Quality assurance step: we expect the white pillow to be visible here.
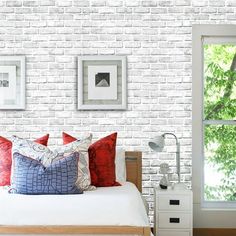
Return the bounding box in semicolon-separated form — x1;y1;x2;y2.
52;134;95;191
115;148;126;183
11;136;54;166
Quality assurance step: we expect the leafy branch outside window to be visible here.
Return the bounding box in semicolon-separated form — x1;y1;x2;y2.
204;45;236;201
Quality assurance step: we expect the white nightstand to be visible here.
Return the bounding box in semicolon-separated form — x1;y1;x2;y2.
154;187;193;236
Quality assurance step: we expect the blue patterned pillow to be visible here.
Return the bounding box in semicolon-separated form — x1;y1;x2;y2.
11;152;83;195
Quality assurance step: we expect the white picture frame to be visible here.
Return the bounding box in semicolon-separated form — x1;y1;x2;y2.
0;56;25;110
78;56;126;110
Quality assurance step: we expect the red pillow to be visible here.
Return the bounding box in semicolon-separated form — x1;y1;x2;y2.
0;134;49;186
34;134;49;146
62;132;120;187
62;132;77;145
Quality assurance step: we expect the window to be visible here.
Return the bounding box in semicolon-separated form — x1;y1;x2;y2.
203;43;236;203
193;25;236;227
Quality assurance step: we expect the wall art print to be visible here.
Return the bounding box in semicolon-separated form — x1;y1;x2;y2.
78;56;126;110
0;56;25;110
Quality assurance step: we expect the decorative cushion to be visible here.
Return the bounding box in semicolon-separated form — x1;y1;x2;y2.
11;136;53;167
32;134;49;146
89;133;120;187
63;132;77;145
0;134;49;186
62;132;121;187
11;152;82;195
54;134;95;191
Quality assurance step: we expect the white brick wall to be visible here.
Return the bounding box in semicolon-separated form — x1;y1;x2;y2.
0;0;236;224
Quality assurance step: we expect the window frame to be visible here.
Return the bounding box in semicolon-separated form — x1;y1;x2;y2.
192;25;236;227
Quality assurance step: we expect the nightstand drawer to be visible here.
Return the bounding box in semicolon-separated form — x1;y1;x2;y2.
158;212;191;229
158;195;191;211
158;230;190;236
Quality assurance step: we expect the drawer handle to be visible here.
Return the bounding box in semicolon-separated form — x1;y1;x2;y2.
169;200;180;205
169;218;180;223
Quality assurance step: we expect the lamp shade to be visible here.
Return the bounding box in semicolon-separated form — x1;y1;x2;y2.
148;135;165;152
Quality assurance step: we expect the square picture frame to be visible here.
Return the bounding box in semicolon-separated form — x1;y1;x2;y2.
0;56;25;110
78;56;126;110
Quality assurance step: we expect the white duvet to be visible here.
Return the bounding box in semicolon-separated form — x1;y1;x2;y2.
0;182;149;227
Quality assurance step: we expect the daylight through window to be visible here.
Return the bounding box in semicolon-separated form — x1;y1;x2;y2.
203;43;236;202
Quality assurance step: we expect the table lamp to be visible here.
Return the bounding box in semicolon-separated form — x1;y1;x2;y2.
148;133;186;190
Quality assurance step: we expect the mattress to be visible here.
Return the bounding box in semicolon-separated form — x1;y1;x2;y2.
0;182;149;227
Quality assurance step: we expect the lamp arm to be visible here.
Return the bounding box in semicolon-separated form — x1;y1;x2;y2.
162;133;181;183
162;133;178;143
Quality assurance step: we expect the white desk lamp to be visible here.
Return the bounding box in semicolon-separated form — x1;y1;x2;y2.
148;133;186;190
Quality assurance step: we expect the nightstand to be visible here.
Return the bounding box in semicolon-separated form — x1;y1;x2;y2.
154;187;193;236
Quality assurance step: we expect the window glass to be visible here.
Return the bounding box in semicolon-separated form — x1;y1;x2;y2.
204;124;236;201
204;44;236;120
203;44;236;202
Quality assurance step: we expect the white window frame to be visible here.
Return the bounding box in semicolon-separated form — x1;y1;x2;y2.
192;25;236;228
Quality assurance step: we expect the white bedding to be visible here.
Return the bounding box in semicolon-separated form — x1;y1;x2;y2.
0;182;149;227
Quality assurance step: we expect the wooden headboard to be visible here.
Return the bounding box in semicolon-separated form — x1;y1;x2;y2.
125;151;142;192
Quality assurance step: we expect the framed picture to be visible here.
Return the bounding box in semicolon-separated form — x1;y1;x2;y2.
78;56;126;110
0;56;25;110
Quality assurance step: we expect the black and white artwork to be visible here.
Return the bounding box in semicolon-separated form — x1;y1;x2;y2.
95;73;110;87
0;56;25;110
0;73;9;87
88;65;117;100
78;56;126;110
0;66;16;105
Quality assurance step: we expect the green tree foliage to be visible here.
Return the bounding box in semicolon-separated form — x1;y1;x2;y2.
204;44;236;201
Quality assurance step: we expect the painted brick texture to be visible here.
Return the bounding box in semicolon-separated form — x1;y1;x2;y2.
0;0;236;224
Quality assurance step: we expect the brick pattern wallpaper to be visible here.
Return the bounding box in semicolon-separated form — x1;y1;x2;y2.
0;0;236;224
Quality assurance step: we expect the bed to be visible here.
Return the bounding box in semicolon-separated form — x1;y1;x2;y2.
0;151;151;236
